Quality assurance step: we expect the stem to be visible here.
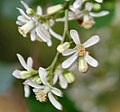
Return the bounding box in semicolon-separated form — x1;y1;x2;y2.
47;2;69;73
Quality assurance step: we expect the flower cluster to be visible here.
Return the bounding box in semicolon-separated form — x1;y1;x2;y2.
13;0;109;110
57;0;109;29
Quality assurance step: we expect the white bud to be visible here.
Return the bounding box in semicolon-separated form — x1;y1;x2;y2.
57;42;70;53
78;57;88;73
47;4;63;15
64;72;75;83
18;20;36;37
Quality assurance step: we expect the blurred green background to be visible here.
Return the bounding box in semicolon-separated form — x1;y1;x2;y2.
0;0;120;112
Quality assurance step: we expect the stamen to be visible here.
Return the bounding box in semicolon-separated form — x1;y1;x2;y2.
35;90;47;102
77;45;87;56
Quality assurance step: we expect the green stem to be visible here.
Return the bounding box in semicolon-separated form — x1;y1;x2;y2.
47;2;69;73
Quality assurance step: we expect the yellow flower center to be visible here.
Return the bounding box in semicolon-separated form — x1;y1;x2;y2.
35;91;47;102
77;45;87;56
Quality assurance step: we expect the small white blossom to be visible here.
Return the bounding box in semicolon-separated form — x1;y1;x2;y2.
24;67;63;110
57;0;109;29
61;30;100;72
12;53;37;79
17;1;62;46
12;53;37;97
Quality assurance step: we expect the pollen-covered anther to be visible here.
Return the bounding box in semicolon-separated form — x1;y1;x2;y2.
35;91;47;102
77;46;87;56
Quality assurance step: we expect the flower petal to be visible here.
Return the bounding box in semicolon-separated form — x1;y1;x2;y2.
17;8;30;20
12;69;21;79
16;20;24;25
39;67;47;85
17;53;29;70
21;0;29;9
85;2;93;11
83;35;100;48
84;54;98;67
51;87;63;97
49;19;54;26
36;24;52;46
30;29;36;41
23;79;44;89
53;74;59;85
73;0;84;9
95;0;103;3
36;6;42;15
62;49;76;56
24;84;30;97
49;28;63;41
70;30;81;45
48;92;63;110
62;53;78;69
27;57;33;68
90;11;109;17
59;75;68;89
17;15;29;23
56;17;65;22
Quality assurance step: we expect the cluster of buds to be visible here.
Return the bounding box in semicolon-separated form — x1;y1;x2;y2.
13;0;109;110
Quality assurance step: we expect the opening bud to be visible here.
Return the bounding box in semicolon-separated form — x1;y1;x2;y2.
47;4;63;15
18;20;36;37
78;57;88;73
57;42;70;53
64;72;75;83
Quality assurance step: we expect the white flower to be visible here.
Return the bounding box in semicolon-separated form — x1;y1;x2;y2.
53;65;68;89
12;53;37;79
17;1;62;46
57;0;109;29
24;67;63;110
61;30;100;72
12;53;37;97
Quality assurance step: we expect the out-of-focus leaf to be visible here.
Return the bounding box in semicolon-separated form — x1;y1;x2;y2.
0;62;15;93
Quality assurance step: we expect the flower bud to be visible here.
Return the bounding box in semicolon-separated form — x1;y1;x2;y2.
18;20;36;37
26;8;35;15
93;3;101;10
57;42;70;53
78;57;88;72
32;76;42;84
20;71;33;79
64;72;75;83
47;4;63;15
